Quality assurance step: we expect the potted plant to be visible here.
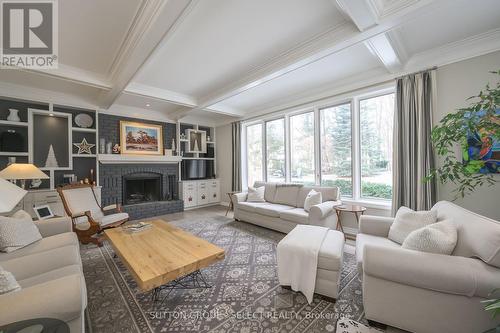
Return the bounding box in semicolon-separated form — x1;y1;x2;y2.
426;70;500;198
482;289;500;333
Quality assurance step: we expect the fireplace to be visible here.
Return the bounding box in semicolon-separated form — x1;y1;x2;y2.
123;172;162;205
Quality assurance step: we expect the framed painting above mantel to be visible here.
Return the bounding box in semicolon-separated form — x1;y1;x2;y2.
120;121;163;155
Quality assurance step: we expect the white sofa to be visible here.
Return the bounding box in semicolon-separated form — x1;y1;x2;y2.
233;181;341;233
0;217;86;332
356;201;500;333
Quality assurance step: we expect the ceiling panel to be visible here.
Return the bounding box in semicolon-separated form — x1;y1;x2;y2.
394;0;500;55
115;93;183;114
59;0;142;74
212;43;383;112
0;69;102;105
133;0;346;97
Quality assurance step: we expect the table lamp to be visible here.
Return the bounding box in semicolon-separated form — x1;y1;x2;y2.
0;163;49;190
0;177;28;214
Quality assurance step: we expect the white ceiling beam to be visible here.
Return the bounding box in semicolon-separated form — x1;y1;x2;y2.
364;31;406;73
17;64;112;90
332;0;379;31
188;0;439;114
98;0;197;109
124;82;197;107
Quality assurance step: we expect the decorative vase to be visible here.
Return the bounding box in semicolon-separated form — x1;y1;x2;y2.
7;109;20;122
99;138;105;154
106;142;112;154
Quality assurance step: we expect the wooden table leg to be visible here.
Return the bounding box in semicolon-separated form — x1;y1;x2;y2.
335;211;346;240
225;193;233;216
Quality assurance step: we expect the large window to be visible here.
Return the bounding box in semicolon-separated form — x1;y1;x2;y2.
246;123;263;186
266;119;285;182
290;112;315;185
360;94;394;200
320;103;352;197
242;88;395;204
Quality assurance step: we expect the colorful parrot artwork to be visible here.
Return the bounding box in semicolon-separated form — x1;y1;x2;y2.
462;109;500;174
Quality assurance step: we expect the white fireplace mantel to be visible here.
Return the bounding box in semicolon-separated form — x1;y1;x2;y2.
97;154;182;164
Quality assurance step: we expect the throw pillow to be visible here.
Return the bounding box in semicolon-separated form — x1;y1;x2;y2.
0;265;21;295
388;206;437;244
0;210;42;253
304;189;322;212
402;220;458;255
247;186;266;202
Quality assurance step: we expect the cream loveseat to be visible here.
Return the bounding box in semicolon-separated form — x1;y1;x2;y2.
233;181;341;233
0;217;87;332
356;201;500;333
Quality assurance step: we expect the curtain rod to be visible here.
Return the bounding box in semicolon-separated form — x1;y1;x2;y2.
396;66;437;79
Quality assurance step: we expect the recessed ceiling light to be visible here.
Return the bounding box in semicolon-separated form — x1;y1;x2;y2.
146;103;151;107
49;113;54;116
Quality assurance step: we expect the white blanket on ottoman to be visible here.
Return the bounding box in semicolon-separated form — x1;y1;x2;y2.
277;225;329;303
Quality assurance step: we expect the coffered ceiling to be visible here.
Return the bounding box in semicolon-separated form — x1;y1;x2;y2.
1;0;500;126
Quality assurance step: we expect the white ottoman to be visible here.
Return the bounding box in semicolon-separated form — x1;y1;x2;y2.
278;228;345;300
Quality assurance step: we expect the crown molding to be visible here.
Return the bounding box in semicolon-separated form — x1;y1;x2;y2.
404;28;500;72
333;0;378;31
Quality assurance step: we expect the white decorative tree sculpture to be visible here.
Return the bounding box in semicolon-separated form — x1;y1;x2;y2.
44;144;59;168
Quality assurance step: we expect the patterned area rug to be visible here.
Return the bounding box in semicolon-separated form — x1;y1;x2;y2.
81;216;369;333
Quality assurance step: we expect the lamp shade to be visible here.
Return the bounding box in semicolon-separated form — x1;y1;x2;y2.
0;163;49;180
0;177;27;213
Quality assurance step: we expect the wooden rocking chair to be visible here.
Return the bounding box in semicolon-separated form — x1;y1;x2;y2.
57;183;129;246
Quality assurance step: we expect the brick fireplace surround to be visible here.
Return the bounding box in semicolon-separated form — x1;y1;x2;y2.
99;163;183;220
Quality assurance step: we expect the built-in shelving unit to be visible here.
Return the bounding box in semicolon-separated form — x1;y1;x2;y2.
0;96;98;190
176;121;217;181
0;120;29;127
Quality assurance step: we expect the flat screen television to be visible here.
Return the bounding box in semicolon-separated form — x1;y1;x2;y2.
181;159;215;180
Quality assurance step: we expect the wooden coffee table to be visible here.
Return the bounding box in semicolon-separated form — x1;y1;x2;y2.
104;219;225;304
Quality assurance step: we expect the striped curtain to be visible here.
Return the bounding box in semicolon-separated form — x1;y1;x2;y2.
392;69;437;215
231;121;242;191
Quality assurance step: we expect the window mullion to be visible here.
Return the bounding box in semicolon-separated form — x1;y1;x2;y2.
314;107;321;186
352;98;361;200
285;115;291;183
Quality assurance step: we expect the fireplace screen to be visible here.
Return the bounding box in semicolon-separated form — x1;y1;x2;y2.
123;173;161;205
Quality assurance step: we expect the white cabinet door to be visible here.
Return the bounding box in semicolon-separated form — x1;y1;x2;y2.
208;180;220;203
182;182;197;207
197;181;209;205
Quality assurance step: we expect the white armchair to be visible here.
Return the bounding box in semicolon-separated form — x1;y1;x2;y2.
356;201;500;333
57;184;129;246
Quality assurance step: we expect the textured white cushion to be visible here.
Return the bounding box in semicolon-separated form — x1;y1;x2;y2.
247;186;266;202
388;207;437;244
274;184;302;207
402;220;458;255
0;266;21;295
304;189;322;212
0;210;42;253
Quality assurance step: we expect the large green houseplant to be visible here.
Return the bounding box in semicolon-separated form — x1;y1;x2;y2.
482;289;500;333
426;70;500;198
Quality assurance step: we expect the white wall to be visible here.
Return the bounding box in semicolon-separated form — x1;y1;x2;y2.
216;123;233;205
434;51;500;220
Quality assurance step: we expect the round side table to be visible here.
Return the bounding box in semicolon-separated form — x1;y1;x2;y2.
335;204;367;239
